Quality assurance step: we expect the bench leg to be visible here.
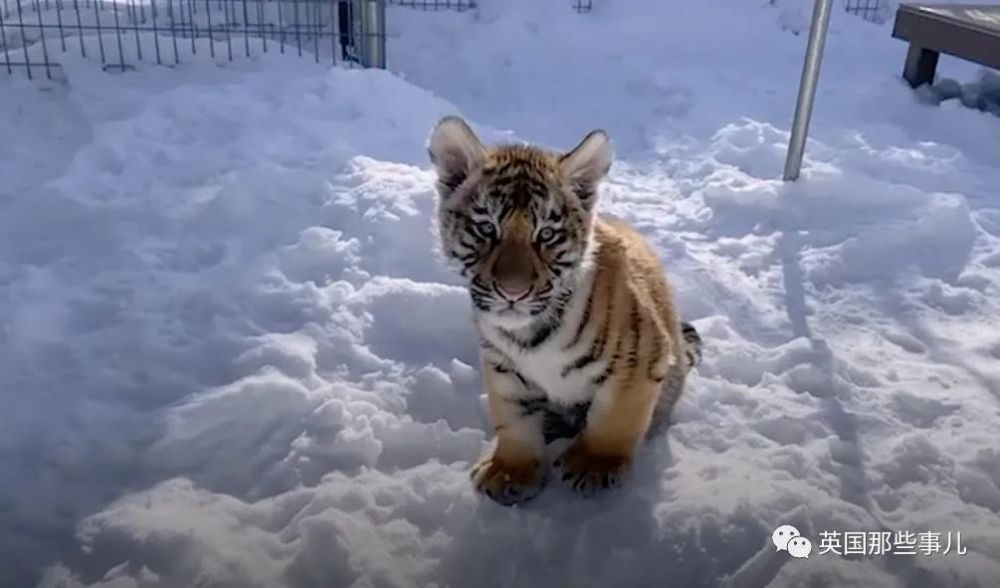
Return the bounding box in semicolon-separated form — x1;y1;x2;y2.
903;44;939;88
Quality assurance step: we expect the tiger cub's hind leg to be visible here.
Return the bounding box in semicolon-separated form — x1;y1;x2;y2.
555;378;661;496
645;321;703;439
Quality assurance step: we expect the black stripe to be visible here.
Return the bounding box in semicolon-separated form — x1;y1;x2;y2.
526;321;555;348
590;281;616;359
534;282;554;297
592;367;613;387
531;288;564;317
517;397;548;416
486;356;530;390
626;306;641;369
462;224;480;240
497;326;554;351
521;288;572;349
461;235;486;250
645;337;667;382
682;321;703;368
438;175;463;193
498;200;516;222
572;181;596;206
565;310;612;377
546;233;568;248
457;239;481;254
498;328;522;347
593;329;625;386
561;351;597;377
566;281;597;349
553;288;573;311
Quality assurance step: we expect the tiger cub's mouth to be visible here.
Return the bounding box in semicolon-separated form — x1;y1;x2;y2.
483;294;543;328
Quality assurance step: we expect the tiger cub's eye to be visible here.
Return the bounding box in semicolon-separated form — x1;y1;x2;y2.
474;221;496;239
537;227;557;242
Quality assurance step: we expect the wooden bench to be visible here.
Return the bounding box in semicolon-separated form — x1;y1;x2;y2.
891;3;1000;87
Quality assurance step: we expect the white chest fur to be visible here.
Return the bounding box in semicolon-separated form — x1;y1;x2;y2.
478;270;606;407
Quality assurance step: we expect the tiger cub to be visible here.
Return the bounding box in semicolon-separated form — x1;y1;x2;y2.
427;116;702;505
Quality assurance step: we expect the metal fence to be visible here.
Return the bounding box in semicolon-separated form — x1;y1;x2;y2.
386;0;474;10
384;0;593;12
11;0;827;79
387;0;880;21
0;0;385;77
844;0;887;22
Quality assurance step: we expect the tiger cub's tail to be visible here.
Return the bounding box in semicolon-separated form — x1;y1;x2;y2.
681;322;703;371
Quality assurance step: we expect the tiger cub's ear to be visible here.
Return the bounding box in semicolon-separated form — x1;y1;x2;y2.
427;116;486;199
560;129;612;211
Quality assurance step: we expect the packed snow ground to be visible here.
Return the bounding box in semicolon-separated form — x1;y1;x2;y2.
2;1;1000;587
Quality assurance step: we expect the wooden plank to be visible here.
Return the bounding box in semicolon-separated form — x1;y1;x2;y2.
892;3;1000;71
903;43;941;87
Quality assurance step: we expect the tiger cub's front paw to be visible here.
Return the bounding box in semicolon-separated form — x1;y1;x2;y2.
554;439;632;497
471;448;546;506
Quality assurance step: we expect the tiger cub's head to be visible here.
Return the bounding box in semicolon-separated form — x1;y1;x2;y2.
427;116;612;328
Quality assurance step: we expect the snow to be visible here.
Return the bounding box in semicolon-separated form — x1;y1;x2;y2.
2;0;1000;587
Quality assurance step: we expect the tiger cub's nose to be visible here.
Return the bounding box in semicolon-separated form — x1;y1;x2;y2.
496;281;533;301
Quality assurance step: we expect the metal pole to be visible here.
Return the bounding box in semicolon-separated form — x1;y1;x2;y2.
362;0;385;68
783;0;834;181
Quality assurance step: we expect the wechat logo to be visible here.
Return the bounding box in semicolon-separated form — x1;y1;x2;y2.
772;524;812;559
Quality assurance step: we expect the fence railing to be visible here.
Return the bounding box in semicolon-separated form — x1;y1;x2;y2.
385;0;474;10
845;0;887;22
0;0;386;77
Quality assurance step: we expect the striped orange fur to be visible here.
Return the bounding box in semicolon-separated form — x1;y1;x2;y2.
427;116;702;504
